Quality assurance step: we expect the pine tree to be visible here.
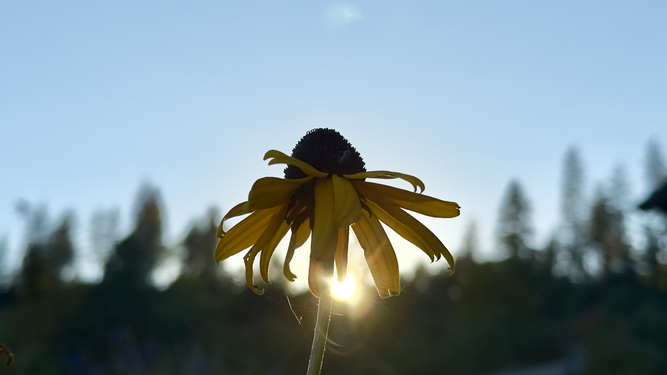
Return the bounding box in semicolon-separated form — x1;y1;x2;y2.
497;179;533;260
459;219;480;261
540;235;560;275
641;139;667;283
181;208;220;283
560;146;588;281
641;226;661;280
48;213;75;281
590;188;630;276
102;185;164;290
88;208;119;274
17;208;74;297
645;139;667;190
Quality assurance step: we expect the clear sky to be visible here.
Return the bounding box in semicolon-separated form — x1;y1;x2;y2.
2;1;666;289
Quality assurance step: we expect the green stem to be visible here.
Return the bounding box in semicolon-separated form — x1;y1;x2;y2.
306;262;334;375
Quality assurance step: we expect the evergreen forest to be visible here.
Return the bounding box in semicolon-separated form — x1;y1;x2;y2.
2;141;667;375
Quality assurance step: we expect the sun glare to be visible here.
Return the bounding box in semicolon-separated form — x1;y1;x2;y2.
332;274;356;299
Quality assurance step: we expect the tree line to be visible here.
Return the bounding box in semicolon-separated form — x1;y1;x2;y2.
1;139;667;374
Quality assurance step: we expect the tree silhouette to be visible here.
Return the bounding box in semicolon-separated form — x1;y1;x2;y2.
180;209;220;284
459;219;480;261
590;190;630;276
17;208;74;298
497;179;533;260
87;208;119;279
640;140;667;285
645;139;667;191
102;185;164;290
560;146;589;281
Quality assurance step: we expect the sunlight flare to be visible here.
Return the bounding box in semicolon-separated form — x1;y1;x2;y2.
332;274;356;299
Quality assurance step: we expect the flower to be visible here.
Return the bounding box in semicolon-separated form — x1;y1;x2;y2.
215;129;460;298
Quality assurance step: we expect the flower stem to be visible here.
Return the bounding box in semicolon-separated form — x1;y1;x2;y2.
306;261;334;375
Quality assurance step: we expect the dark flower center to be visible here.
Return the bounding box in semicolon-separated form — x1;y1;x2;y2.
285;128;366;179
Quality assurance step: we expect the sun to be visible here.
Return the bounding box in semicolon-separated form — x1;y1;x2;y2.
332;274;357;299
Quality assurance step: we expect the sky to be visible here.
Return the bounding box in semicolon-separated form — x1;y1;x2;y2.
1;1;667;290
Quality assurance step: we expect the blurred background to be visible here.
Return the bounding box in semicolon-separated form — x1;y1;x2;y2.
2;1;667;374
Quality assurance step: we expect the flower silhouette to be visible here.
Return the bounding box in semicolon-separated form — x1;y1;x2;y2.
216;129;459;297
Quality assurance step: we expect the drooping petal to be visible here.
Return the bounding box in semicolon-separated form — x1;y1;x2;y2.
246;176;312;211
244;249;262;295
334;227;349;282
264;150;328;178
364;199;436;262
352;180;460;218
244;204;289;294
308;259;334;298
217;202;251;238
332;175;362;228
284;219;311;281
259;220;290;283
311;177;338;261
215;205;282;262
351;211;401;298
308;259;323;298
344;170;425;193
376;201;455;273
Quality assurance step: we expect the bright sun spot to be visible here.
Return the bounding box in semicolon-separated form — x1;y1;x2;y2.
332;274;356;299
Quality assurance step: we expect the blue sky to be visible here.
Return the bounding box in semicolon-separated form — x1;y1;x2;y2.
2;1;666;288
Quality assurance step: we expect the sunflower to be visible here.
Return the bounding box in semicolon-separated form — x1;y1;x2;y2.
215;129;460;298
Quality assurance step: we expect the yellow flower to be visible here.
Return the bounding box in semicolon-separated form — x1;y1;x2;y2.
215;129;460;298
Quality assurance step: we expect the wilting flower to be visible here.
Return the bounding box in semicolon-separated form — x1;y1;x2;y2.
215;129;460;297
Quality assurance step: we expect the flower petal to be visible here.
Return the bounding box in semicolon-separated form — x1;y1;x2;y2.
246;176;312;211
352;181;460;218
284;219;311;281
217;202;251;238
344;170;425;193
364;199;436;262
332;175;362;228
308;260;323;298
351;211;401;298
308;259;334;298
244;204;289;294
259;220;290;284
376;201;455;273
264;150;328;178
215;205;282;262
244;249;263;295
312;177;338;261
334;227;349;282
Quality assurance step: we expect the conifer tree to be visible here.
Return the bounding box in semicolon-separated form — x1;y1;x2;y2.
645;139;667;190
102;185;164;290
560;146;588;281
181;209;219;282
497;179;533;259
88;208;119;275
540;235;560;275
590;189;630;276
642;227;661;279
641;139;667;282
49;213;75;280
17;208;74;297
459;219;480;261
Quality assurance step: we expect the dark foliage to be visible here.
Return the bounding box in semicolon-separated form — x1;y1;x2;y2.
2;142;667;374
3;233;667;374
